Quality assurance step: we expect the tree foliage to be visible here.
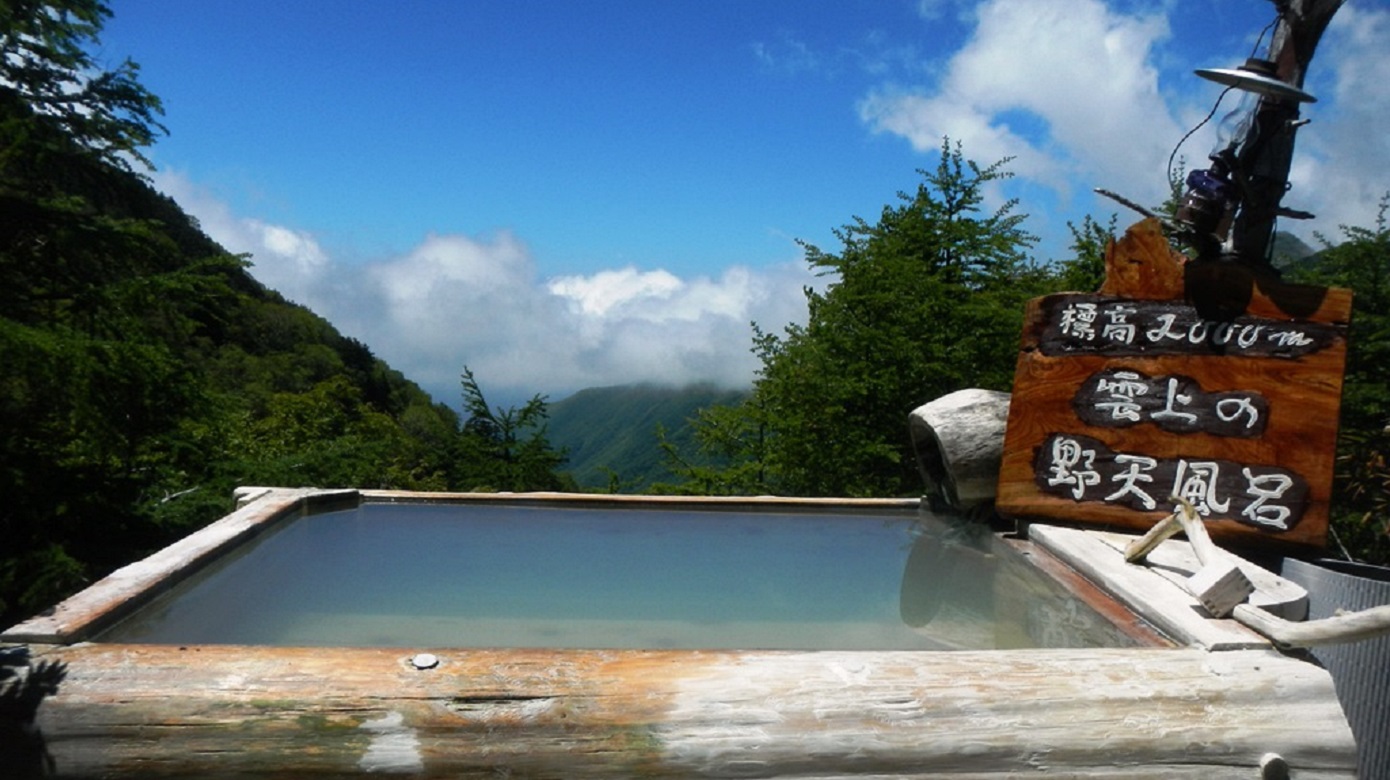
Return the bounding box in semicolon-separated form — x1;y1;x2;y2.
1289;195;1390;563
0;0;165;170
455;367;571;492
653;398;772;495
677;141;1048;497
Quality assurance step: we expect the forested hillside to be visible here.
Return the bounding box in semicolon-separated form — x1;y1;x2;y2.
548;383;747;491
0;1;569;626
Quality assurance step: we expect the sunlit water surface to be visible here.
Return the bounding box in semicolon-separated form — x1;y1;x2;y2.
97;502;1138;650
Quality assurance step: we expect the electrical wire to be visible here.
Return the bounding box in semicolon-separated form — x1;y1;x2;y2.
1165;85;1235;187
1163;6;1282;191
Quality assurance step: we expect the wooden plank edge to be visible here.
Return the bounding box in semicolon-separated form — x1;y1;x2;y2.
1086;528;1309;620
0;487;357;643
1027;524;1270;650
358;488;925;511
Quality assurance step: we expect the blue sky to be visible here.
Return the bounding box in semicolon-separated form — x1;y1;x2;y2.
100;0;1390;407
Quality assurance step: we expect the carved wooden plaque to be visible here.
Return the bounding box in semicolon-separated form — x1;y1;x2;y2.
996;218;1352;550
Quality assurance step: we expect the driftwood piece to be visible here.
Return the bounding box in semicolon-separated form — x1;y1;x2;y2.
1175;500;1257;617
1124;507;1188;562
1128;501;1255;618
14;642;1356;779
1233;602;1390;649
909;389;1010;509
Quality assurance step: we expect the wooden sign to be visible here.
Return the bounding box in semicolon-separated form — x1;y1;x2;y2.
996;218;1351;550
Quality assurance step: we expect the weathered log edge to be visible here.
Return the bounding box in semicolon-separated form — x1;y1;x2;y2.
15;643;1358;778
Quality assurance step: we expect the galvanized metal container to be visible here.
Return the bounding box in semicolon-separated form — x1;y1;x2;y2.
1281;557;1390;779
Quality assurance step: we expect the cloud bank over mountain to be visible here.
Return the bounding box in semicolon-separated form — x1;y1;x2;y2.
161;171;815;405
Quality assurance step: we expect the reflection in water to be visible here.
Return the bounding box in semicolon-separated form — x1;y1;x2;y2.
897;517;999;649
897;515;1143;650
899;520;994;627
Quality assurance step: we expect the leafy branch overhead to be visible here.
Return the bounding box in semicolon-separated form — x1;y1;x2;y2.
0;0;166;171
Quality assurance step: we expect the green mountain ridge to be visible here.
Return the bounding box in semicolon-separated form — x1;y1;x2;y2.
549;383;749;491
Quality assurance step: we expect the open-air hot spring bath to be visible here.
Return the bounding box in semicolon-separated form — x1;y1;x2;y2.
1;488;1358;778
92;497;1151;651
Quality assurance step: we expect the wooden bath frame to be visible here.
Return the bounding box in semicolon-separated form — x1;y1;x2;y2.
1;488;1359;778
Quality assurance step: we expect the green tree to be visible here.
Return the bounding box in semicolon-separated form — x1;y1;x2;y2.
0;0;165;171
1289;195;1390;563
654;398;772;495
455;367;571;492
683;141;1045;497
1053;214;1117;293
0;1;209;620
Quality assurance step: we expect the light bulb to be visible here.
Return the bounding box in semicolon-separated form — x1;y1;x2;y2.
1214;90;1260;156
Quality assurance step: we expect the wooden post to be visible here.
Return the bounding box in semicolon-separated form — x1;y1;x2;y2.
1229;0;1345;266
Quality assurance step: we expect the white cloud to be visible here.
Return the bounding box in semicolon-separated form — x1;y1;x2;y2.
915;0;950;20
752;34;824;76
548;267;684;317
155;171;815;406
1289;4;1390;239
153;171;332;298
860;0;1390;250
860;0;1178;206
148;0;1386;414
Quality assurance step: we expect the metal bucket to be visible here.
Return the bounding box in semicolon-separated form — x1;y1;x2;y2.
1280;558;1390;779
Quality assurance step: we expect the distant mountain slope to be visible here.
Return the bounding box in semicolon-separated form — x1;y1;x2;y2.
549;383;748;491
1272;230;1318;271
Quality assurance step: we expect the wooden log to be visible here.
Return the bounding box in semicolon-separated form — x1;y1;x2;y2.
1233;602;1390;649
11;643;1358;778
909;389;1011;510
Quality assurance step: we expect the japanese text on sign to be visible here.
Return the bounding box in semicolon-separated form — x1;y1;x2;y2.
1034;433;1308;530
1041;295;1339;359
1073;369;1268;437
